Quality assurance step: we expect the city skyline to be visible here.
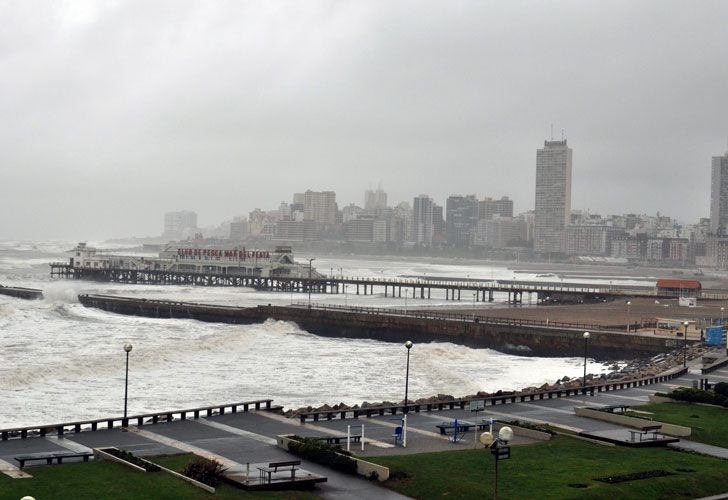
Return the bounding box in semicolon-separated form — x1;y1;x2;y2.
1;1;728;240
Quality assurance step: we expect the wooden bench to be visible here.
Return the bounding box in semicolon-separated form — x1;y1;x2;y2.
315;435;362;445
257;460;301;483
15;451;93;469
629;425;662;442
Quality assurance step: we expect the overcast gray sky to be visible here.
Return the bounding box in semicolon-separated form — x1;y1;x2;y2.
1;0;727;240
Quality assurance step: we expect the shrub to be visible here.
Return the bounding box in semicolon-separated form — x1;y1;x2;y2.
182;457;227;487
667;388;716;404
714;382;728;397
499;419;556;435
287;436;358;475
104;448;160;472
713;394;728;408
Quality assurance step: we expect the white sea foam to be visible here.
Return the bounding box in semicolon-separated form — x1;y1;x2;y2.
0;241;633;428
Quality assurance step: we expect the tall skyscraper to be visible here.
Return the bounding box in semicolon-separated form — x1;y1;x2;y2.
534;140;572;254
413;195;434;244
711;151;728;235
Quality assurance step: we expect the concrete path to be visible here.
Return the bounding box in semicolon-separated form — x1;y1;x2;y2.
0;458;31;479
669;440;728;459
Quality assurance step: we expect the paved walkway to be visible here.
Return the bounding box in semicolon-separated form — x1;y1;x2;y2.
2;359;728;497
669;440;728;459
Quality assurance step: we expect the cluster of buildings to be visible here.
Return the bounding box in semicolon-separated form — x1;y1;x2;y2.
161;141;728;268
164;191;523;250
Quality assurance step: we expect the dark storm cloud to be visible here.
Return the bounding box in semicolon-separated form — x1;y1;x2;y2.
1;0;727;239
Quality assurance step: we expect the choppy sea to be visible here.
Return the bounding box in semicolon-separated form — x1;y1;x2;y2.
0;241;654;428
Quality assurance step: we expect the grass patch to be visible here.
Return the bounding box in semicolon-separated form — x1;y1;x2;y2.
627;402;728;448
0;455;316;499
369;435;728;499
152;453;198;472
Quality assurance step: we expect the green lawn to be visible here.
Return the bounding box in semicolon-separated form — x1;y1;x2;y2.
628;402;728;448
0;455;315;500
370;435;728;499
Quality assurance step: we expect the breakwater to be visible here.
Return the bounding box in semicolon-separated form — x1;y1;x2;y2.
78;294;679;359
0;285;43;300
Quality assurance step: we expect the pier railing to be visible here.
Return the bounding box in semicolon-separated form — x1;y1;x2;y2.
0;399;277;441
292;302;656;333
297;367;689;423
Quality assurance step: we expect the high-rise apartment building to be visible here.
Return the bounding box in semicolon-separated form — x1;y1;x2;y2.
534;140;572;254
432;204;445;243
565;225;616;256
389;202;412;243
413;195;434;244
710;151;728;235
303;190;337;229
446;194;478;247
163;210;197;240
474;216;526;249
478;196;514;220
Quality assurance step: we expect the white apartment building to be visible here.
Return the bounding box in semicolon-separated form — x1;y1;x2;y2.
534;140;572;254
710;151;728;235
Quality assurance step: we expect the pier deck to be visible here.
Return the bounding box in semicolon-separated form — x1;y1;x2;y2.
51;262;718;303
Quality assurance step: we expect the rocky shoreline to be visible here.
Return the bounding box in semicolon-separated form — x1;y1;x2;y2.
284;345;721;419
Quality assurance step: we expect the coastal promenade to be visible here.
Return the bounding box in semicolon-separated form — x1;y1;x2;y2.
1;360;725;498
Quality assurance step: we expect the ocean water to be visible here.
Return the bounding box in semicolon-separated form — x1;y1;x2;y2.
0;241;652;428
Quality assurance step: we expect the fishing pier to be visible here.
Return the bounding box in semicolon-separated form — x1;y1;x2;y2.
50;263;672;304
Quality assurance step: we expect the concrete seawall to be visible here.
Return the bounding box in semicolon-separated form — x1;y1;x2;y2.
78;294;676;359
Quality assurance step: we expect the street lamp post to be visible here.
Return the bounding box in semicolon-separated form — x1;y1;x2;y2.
480;426;513;500
683;320;689;368
307;258;316;309
582;332;590;390
123;343;133;422
627;300;631;315
404;340;413;411
403;341;413;448
721;307;725;325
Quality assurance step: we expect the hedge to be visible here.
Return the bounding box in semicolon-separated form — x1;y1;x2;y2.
286;436;358;475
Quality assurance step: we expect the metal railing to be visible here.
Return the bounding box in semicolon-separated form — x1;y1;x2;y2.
0;399;276;441
298;367;689;422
